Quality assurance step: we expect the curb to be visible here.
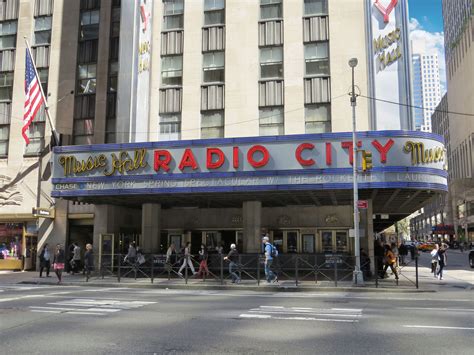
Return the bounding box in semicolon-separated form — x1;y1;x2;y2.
17;280;435;293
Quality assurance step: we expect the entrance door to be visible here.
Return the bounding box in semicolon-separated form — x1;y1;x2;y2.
302;234;315;253
320;230;349;253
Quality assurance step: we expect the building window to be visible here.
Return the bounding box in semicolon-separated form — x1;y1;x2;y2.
0;102;10;156
204;0;225;26
161;55;183;86
163;0;184;31
24;111;45;156
80;10;100;40
203;51;224;83
305;104;330;133
260;46;283;79
201;111;224;138
33;16;51;45
159;114;181;141
260;0;282;20
77;64;96;94
304;0;328;15
304;41;329;76
259;107;284;136
0;71;13;101
0;20;17;49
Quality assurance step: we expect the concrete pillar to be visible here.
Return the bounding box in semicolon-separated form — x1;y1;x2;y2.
243;201;261;253
141;203;161;253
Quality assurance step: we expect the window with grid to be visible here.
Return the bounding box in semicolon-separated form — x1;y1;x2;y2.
0;101;10;156
76;63;96;94
163;0;184;31
201;111;224;138
304;41;329;76
80;9;100;41
304;0;328;16
203;51;224;83
305;104;330;133
24;69;48;155
204;0;225;26
0;20;17;50
259;107;284;136
73;95;95;145
260;0;282;20
161;55;182;86
260;46;283;79
159;114;181;141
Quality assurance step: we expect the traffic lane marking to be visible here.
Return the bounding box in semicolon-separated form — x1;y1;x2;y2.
239;314;358;323
248;310;362;317
403;325;474;331
398;307;474;312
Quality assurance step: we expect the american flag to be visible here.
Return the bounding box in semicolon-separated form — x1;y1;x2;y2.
22;48;45;145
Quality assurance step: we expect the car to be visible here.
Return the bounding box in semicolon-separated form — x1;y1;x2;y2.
469;249;474;268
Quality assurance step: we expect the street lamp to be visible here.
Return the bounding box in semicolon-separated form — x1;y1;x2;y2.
349;58;364;285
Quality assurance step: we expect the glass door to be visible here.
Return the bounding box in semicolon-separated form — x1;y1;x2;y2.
320;230;349;253
286;231;298;253
302;234;315;253
335;231;348;253
321;231;333;253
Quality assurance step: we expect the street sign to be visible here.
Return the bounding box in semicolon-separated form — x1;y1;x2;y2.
357;200;368;209
32;207;55;219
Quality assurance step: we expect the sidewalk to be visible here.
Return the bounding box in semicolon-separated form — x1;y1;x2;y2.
1;253;471;293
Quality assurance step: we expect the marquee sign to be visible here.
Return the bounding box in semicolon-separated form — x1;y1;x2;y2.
51;131;448;198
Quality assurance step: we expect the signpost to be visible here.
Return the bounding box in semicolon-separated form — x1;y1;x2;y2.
357;200;368;209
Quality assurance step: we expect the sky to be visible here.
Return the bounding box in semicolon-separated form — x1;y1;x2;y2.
408;0;446;92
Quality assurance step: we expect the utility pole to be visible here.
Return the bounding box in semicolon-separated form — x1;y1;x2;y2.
349;58;363;285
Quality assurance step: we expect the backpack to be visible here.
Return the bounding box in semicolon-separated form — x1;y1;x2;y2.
270;244;278;258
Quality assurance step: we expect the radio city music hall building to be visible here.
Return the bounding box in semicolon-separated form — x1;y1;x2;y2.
0;0;446;270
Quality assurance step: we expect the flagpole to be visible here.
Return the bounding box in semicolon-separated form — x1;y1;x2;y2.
24;38;60;146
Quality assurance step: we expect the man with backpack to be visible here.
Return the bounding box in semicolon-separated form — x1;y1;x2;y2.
262;236;278;284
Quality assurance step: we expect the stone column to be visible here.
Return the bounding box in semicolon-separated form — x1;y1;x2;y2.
243;201;262;253
141;203;161;253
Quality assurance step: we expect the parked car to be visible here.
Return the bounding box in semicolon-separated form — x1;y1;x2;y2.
469;249;474;268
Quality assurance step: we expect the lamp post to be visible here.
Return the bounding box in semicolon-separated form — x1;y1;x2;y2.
349;58;364;285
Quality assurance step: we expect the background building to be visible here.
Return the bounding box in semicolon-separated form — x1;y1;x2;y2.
412;53;442;132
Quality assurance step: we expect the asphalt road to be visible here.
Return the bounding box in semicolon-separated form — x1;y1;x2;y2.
0;283;473;354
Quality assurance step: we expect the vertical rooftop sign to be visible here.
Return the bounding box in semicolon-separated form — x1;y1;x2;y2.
367;0;413;131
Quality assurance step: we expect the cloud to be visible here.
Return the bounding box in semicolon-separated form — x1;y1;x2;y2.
409;18;447;94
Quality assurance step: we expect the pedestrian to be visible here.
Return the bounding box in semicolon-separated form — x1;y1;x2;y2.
436;243;449;280
66;243;75;274
223;243;240;284
391;242;399;268
71;243;81;274
409;241;416;260
53;244;66;284
124;242;136;264
83;243;94;280
360;248;371;278
178;242;196;276
430;243;439;276
374;239;385;277
166;243;177;264
398;241;408;265
262;236;278;283
382;244;398;280
197;244;209;279
39;243;51;278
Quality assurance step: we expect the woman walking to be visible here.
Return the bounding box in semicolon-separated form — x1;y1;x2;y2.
84;244;94;281
197;244;209;279
53;244;66;284
382;244;398;280
430;243;439;276
436;243;448;280
178;242;196;276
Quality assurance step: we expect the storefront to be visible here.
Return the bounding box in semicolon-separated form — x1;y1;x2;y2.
0;222;38;271
50;131;448;260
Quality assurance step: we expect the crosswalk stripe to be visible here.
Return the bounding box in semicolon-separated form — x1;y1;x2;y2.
31;310;61;314
248;310;361;317
403;325;474;331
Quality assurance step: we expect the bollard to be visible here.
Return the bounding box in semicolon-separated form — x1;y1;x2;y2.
117;254;121;283
415;255;419;289
220;255;224;285
295;256;299;287
185;257;188;285
257;255;260;286
151;256;154;284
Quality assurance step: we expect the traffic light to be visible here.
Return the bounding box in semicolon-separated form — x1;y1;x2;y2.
362;150;373;171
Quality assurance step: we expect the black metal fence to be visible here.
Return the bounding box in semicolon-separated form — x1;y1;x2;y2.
97;253;419;288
